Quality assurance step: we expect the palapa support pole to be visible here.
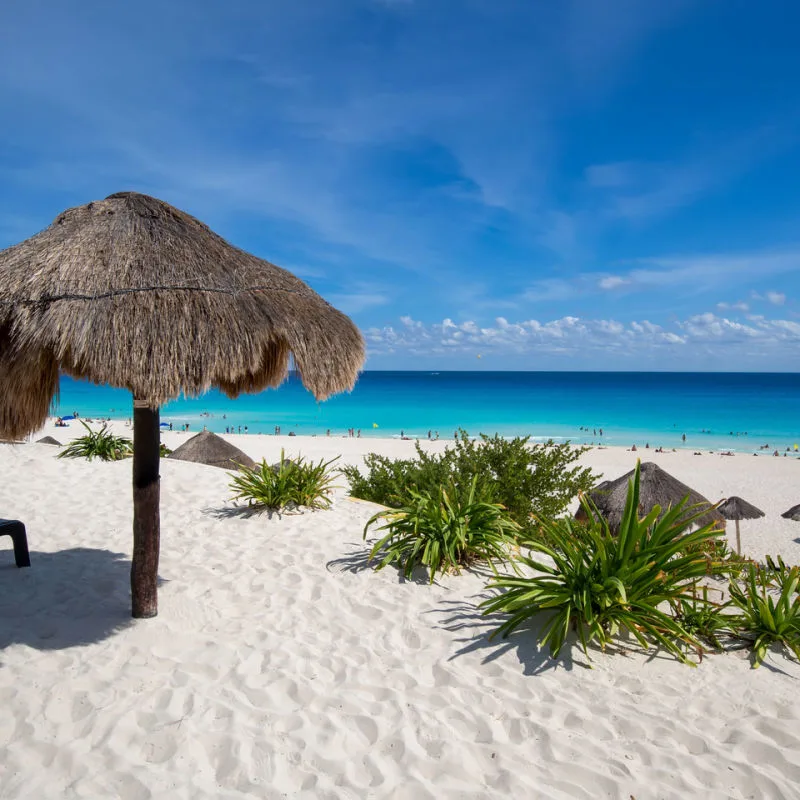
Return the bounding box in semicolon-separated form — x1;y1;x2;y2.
735;519;741;557
131;398;161;618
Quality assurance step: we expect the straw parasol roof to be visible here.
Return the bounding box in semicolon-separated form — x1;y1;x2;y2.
717;496;764;521
781;504;800;522
577;461;724;532
168;430;255;471
717;496;764;556
0;192;364;439
0;192;365;617
35;435;62;446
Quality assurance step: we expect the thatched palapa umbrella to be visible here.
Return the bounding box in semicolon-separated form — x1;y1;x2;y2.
0;192;364;618
168;430;256;471
716;496;764;555
781;504;800;522
577;461;724;533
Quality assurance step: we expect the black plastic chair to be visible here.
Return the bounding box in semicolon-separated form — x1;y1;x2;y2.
0;519;31;567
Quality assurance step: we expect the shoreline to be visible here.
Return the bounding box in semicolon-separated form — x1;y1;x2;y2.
45;415;800;458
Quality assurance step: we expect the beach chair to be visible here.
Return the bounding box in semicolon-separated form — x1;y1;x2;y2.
0;519;31;567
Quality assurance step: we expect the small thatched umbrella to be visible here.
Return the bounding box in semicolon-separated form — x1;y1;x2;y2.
781;504;800;522
577;461;724;533
36;435;62;446
168;430;256;471
717;496;765;555
0;192;364;618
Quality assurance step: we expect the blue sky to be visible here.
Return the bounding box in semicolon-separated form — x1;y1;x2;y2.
1;0;799;370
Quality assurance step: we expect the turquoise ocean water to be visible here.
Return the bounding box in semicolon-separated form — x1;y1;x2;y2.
53;372;800;454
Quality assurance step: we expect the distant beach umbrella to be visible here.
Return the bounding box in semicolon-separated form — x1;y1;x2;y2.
717;496;765;556
35;436;61;446
781;504;800;522
0;192;364;618
168;430;256;471
576;461;724;534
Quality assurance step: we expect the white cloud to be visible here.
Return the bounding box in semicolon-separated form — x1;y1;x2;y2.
598;275;629;290
366;311;800;360
767;291;786;306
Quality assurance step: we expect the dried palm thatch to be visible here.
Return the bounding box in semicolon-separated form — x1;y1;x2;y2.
168;430;255;471
0;192;364;439
717;496;765;521
576;461;724;533
0;192;365;618
36;436;62;446
781;504;800;522
717;496;765;556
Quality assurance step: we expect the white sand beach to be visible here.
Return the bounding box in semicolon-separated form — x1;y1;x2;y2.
1;422;799;799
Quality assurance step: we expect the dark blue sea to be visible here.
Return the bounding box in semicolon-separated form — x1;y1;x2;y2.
53;371;800;454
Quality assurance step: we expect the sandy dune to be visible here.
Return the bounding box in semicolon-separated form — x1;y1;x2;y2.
1;425;799;798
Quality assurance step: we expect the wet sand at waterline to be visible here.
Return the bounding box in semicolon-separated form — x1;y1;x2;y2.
1;421;799;798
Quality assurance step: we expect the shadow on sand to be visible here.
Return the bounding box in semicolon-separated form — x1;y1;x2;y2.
429;596;583;676
0;547;140;652
204;504;309;520
326;542;441;585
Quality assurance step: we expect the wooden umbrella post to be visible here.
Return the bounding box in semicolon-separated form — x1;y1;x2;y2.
131;398;161;618
735;519;741;557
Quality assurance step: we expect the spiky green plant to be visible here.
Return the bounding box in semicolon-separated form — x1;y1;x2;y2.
760;555;800;595
671;586;732;654
58;421;133;462
363;477;520;583
481;463;727;666
229;450;339;511
728;563;800;668
159;443;172;457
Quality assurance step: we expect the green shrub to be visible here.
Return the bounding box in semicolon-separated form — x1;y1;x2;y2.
728;563;800;668
58;421;133;462
363;477;520;583
481;463;726;666
160;443;172;457
229;450;339;512
343;429;596;535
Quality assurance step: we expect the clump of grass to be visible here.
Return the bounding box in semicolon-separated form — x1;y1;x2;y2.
671;587;731;657
58;421;133;462
728;563;800;668
363;477;520;583
229;450;339;512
